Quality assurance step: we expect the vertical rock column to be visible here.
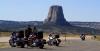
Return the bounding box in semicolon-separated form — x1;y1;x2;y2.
44;5;71;26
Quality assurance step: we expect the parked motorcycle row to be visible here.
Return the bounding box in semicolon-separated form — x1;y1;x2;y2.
9;25;61;49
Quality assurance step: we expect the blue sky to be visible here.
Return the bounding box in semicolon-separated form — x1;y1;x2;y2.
0;0;100;22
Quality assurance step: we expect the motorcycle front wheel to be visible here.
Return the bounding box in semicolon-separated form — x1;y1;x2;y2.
39;45;44;49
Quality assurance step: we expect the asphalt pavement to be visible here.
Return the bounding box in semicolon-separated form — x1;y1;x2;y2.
0;39;100;51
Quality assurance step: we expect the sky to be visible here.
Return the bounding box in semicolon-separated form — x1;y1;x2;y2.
0;0;100;22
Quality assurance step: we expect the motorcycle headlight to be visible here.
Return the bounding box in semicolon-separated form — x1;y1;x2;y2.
32;43;36;46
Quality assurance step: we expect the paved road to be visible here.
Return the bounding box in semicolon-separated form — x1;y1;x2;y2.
0;39;100;51
0;36;91;42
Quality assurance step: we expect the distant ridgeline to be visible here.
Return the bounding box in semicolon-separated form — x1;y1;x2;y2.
0;20;100;34
0;5;100;35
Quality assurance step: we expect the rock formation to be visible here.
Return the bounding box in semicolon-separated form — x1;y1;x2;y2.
44;5;71;26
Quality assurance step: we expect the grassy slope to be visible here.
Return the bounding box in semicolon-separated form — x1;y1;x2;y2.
0;32;11;37
0;42;9;48
95;36;100;41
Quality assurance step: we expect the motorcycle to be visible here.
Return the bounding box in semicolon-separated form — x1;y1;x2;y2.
47;37;61;46
9;36;17;47
47;34;61;46
9;38;16;47
27;34;46;49
80;35;85;41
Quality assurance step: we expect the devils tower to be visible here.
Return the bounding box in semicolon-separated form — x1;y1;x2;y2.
42;5;98;34
44;5;71;26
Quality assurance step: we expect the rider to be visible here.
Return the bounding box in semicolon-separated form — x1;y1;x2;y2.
80;34;85;37
25;25;32;39
24;25;32;46
15;30;25;48
10;32;17;43
33;26;38;35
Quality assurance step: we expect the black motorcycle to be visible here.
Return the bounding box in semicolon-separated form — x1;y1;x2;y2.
27;34;46;49
80;35;85;41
